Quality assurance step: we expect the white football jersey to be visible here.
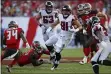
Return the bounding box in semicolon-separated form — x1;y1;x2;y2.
58;14;75;36
39;9;58;28
92;23;110;42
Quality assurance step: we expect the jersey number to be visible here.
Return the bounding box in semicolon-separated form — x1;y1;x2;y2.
7;30;18;40
43;16;54;23
61;22;68;31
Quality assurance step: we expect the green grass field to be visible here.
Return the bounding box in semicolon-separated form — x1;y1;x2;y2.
1;48;111;74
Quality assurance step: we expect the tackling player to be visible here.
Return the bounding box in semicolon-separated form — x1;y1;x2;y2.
47;5;82;70
1;21;30;72
7;41;50;72
35;1;58;61
77;3;108;64
89;16;111;74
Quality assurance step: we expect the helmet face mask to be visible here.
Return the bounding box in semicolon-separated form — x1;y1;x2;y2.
45;1;53;13
77;4;85;15
84;3;92;14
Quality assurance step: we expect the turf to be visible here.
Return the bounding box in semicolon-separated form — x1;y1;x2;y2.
2;63;111;74
1;48;111;74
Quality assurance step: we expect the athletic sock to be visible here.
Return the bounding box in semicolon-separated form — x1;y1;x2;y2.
83;47;91;56
91;61;99;74
8;59;17;67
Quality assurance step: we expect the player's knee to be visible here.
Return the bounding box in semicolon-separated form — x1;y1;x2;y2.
46;45;54;52
97;60;103;65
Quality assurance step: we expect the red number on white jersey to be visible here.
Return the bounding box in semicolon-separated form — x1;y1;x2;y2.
61;21;68;31
43;16;54;23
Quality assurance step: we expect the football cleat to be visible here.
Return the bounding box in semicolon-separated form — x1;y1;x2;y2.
79;56;88;65
51;64;58;70
6;66;11;72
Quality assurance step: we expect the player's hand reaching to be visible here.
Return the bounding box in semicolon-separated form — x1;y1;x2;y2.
26;43;30;49
68;26;79;33
83;29;87;35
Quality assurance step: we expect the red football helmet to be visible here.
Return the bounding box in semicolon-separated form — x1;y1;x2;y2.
32;41;42;53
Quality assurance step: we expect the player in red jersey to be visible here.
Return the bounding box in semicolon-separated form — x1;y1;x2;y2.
1;21;30;72
7;41;50;72
77;3;108;64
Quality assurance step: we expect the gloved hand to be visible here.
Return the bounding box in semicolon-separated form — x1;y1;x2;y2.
46;27;52;35
83;29;87;35
68;26;79;33
26;43;30;49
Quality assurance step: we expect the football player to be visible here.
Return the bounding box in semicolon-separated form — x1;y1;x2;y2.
89;16;111;74
35;1;58;61
78;3;108;64
1;21;30;72
47;5;82;70
7;41;50;72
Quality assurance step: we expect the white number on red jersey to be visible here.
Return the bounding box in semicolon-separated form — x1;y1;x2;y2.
7;29;18;40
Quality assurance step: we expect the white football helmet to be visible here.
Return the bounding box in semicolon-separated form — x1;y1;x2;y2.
77;4;85;15
84;3;92;14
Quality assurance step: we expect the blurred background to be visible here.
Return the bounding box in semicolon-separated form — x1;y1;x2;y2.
1;0;111;48
1;0;111;17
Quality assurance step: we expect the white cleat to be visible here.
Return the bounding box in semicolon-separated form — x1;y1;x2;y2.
6;66;11;72
50;64;58;71
79;56;88;65
51;67;55;70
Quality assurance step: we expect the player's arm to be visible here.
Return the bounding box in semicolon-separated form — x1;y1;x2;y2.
46;18;60;34
51;18;60;29
96;12;108;20
35;11;41;20
97;12;108;29
92;25;100;42
72;18;82;32
20;31;30;48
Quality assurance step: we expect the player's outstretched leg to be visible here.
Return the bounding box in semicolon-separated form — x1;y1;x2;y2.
98;60;111;66
91;61;99;74
51;52;61;70
46;45;55;63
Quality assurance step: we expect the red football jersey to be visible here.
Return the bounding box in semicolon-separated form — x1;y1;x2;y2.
17;48;50;65
4;28;24;49
17;49;34;65
78;10;98;35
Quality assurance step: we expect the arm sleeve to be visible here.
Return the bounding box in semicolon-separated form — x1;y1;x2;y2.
92;25;100;41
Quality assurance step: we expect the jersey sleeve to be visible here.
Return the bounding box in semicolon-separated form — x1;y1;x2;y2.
18;28;24;34
92;25;101;41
